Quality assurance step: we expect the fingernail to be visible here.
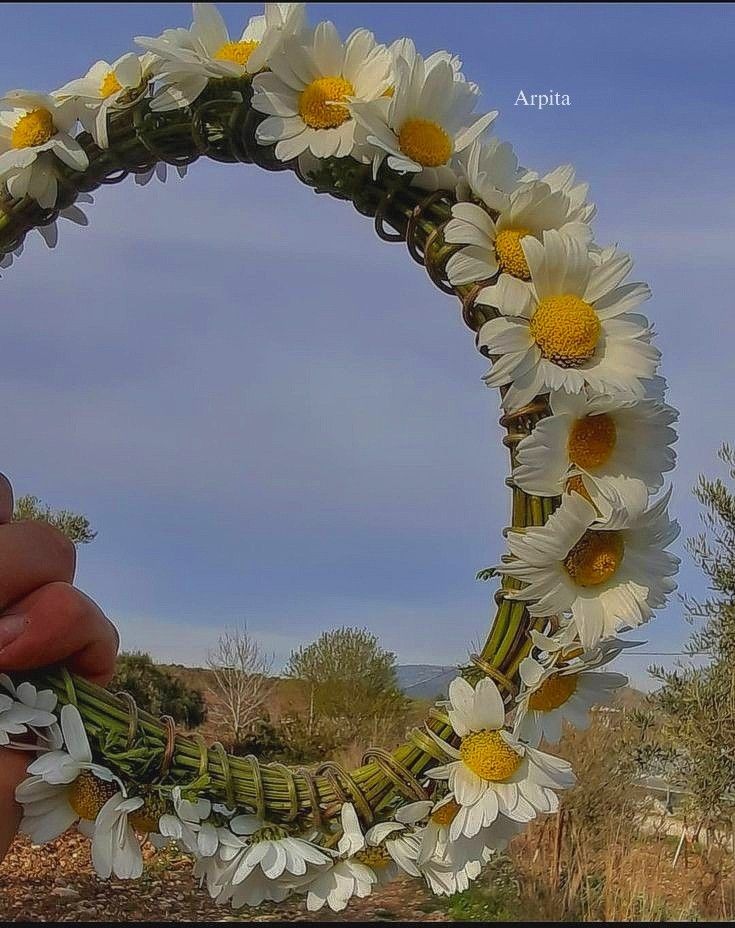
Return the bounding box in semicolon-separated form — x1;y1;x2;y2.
0;614;27;651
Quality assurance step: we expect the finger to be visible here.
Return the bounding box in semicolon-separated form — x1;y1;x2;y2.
0;521;76;612
0;474;13;524
0;582;119;685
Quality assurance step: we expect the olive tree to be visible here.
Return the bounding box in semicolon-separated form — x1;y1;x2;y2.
13;493;97;544
285;626;407;738
641;444;735;835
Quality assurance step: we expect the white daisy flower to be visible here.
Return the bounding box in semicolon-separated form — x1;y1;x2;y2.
513;390;678;521
1;693;45;746
54;53;150;149
193;836;232;898
0;674;59;749
426;677;575;833
0;676;56;717
2;148;64;210
389;38;475;90
346;811;421;886
305;855;376;912
528;626;644;665
0;675;57;745
445;181;593;287
252;21;392;162
207;814;330;909
394;799;523;895
20;704;111;786
15;705;119;843
306;801;422;911
514;653;627;745
526;619;581;655
398;798;520;867
16;772;118;845
134;25;197;82
305;804;377;912
350;51;496;190
523;163;596;224
477;230;660;412
498;490;680;648
137;3;307;113
455;137;527;211
0;91;87;207
415;849;481;897
0;193;93;275
158;787;219;857
206;855;300;907
391;823;481;898
90;791;145;880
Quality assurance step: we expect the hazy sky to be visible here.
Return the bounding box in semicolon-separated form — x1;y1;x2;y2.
1;4;733;687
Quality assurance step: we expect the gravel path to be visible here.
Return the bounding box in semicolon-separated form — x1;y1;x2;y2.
0;833;450;922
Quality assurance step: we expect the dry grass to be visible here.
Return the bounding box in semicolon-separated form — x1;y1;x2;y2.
501;817;734;921
446;710;735;922
20;666;730;921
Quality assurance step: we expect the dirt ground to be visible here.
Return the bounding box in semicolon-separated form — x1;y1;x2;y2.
0;832;450;923
3;825;733;922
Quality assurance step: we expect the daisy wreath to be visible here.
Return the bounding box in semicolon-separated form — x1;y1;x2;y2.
0;2;680;913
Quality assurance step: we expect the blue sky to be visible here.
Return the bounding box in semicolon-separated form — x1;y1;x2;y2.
1;4;734;687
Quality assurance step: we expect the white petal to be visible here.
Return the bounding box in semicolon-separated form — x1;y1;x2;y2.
60;705;92;765
471;677;506;731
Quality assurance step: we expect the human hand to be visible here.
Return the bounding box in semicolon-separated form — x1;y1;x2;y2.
0;472;119;860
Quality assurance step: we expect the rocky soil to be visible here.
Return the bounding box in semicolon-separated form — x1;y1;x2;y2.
0;832;450;922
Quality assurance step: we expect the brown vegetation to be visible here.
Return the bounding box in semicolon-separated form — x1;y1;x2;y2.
3;697;734;922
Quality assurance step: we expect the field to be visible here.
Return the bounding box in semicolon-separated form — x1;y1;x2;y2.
2;669;734;922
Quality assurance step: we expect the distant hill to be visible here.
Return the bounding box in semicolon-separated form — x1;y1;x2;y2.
161;661;458;705
395;664;457;700
159;661;643;706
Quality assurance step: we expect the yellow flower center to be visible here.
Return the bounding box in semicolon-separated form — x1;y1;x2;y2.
251;824;288;843
99;70;123;99
527;673;579;711
382;85;395;98
355;845;392;869
128;794;167;834
214;39;260;68
298;76;354;129
568;414;617;470
431;799;460;827
67;772;118;821
529;294;601;368
459;730;522;782
563;530;624;587
565;474;593;503
495;227;532;279
398;118;453;167
11;108;55;149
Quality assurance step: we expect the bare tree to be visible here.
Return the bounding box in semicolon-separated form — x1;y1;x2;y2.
206;625;275;748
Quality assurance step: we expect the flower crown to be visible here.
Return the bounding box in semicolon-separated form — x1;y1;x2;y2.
0;2;679;914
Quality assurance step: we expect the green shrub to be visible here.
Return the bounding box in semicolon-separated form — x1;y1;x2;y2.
442;855;522;922
112;651;206;727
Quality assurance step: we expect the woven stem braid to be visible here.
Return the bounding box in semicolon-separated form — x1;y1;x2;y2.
1;78;558;825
